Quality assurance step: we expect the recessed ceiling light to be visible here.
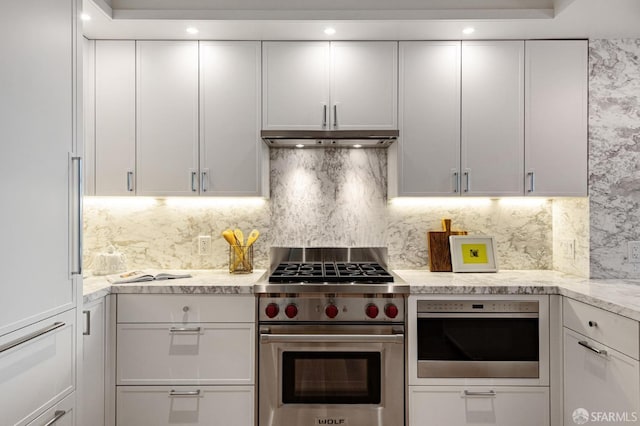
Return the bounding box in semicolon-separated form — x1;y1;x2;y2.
324;27;336;36
80;13;91;21
353;144;363;148
295;144;305;148
186;27;199;35
462;27;475;35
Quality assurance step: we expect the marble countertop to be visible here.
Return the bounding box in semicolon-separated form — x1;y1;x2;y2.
83;269;640;322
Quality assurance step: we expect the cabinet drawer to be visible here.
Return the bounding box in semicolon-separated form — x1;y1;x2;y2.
27;392;75;426
0;310;75;426
117;294;254;323
563;328;640;424
117;385;254;426
563;298;639;359
409;385;549;426
117;323;254;385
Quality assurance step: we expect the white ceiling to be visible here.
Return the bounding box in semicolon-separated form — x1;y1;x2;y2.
82;0;640;40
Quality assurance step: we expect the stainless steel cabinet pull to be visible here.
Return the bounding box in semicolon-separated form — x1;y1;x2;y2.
0;322;65;354
323;104;327;127
71;155;83;275
463;390;497;397
453;171;459;193
464;171;470;193
527;171;535;193
127;171;134;192
43;410;67;426
169;327;202;333
333;104;338;128
578;340;608;356
191;171;197;192
588;321;598;327
169;390;201;397
260;333;404;344
201;171;208;192
83;310;91;336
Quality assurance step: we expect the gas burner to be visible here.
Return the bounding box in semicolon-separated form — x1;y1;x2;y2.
268;261;394;284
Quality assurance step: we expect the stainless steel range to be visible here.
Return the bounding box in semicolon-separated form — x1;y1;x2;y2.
256;247;408;426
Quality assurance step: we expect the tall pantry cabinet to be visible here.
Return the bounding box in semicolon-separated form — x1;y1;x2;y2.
0;0;82;425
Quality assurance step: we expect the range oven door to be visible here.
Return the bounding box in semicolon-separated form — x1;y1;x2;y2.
259;324;405;426
417;312;540;379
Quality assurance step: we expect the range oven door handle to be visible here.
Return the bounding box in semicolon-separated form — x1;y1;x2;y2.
260;333;404;344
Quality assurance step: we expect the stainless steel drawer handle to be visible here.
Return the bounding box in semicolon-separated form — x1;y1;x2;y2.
83;310;91;336
578;340;608;356
463;390;496;397
588;321;598;327
43;410;67;426
169;327;202;333
169;390;201;397
260;333;404;344
0;322;65;354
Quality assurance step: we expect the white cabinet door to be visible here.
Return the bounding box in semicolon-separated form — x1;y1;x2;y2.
409;386;549;426
525;40;588;197
0;0;76;337
461;41;524;196
262;41;330;130
395;41;461;196
330;41;398;130
117;386;254;426
84;37;96;196
27;392;75;426
0;310;75;426
136;41;199;196
200;41;266;196
117;323;255;385
80;298;106;426
563;328;640;425
95;40;136;196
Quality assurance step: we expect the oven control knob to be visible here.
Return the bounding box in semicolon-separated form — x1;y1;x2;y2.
325;304;339;319
385;304;399;319
365;304;379;319
285;304;298;319
265;303;280;318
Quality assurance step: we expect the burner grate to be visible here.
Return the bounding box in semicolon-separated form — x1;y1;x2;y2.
269;261;394;284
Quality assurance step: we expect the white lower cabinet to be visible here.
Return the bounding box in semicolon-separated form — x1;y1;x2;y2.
115;295;255;426
117;386;254;426
80;297;106;426
409;386;549;426
563;328;640;424
27;392;75;426
0;309;75;426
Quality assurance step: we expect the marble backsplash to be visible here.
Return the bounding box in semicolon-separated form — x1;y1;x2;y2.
589;39;640;278
84;148;588;274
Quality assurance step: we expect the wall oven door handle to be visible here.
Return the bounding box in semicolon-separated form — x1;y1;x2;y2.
260;333;404;344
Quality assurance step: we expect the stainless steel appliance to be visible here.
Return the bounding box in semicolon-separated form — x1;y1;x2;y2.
416;299;541;378
256;248;408;426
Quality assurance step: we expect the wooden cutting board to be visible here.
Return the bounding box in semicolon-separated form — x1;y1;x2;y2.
428;219;467;272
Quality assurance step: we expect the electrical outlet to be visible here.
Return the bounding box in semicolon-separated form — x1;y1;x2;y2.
198;235;212;256
558;239;575;260
628;241;640;263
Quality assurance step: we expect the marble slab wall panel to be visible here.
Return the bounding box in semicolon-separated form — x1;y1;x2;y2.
83;197;270;273
387;198;553;270
589;39;640;278
269;148;388;247
552;198;589;277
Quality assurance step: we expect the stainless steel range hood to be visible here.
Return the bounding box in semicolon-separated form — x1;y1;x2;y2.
261;129;399;148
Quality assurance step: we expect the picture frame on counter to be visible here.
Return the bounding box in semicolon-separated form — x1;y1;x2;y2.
449;235;498;273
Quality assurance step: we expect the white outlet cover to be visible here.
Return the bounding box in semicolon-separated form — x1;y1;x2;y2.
628;241;640;263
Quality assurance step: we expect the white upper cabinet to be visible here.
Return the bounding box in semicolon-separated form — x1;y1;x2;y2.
200;41;267;196
136;41;199;196
262;41;398;130
95;40;136;196
461;41;525;196
330;41;398;130
525;40;588;196
262;42;330;130
393;41;461;196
